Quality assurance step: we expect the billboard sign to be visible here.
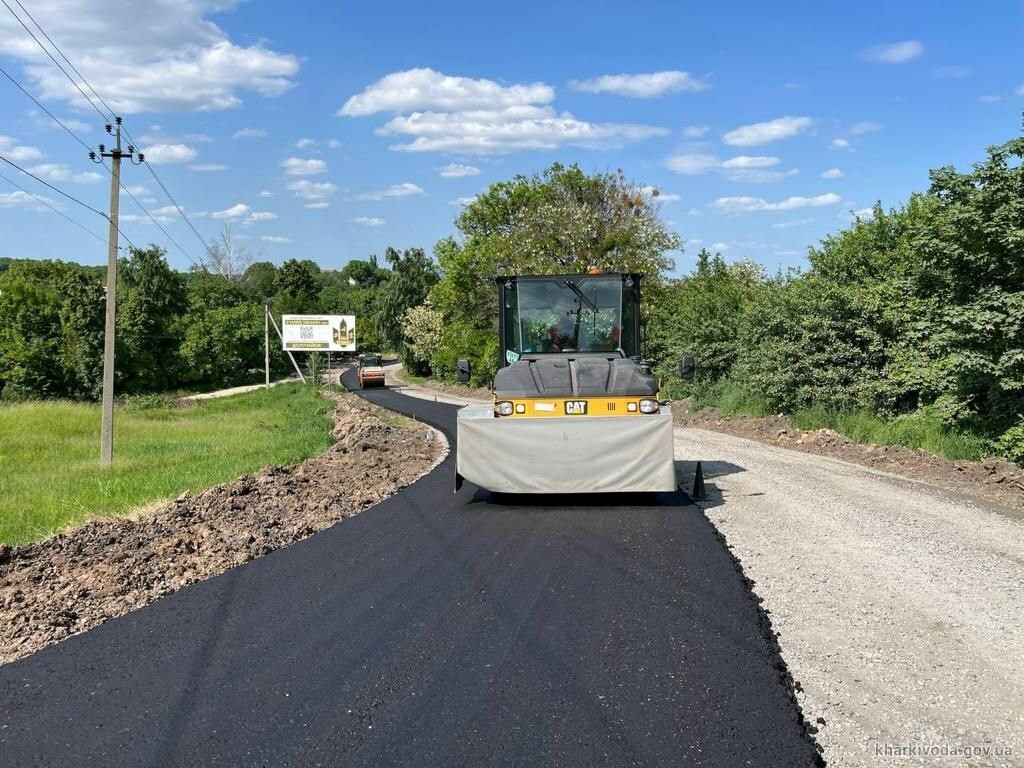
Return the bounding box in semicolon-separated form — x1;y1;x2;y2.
281;315;356;352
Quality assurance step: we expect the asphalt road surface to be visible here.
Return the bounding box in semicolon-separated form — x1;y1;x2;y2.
0;372;821;767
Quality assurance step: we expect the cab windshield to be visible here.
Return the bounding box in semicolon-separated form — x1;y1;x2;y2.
362;354;381;367
504;276;629;359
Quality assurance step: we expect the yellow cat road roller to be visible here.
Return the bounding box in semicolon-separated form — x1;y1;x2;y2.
454;273;700;495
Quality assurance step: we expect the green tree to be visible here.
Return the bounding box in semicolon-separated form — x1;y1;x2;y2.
116;246;187;392
376;247;439;358
179;303;266;387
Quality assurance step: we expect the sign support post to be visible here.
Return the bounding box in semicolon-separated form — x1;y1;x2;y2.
266;308;307;383
264;302;270;390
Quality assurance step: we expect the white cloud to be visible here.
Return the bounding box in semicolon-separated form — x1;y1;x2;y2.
124;185;149;196
295;138;316;148
830;138;852;150
666;153;720;175
821;168;845;179
1016;84;1024;96
773;250;801;257
721;155;779;169
352;216;386;227
0;2;299;113
258;190;273;197
980;94;1003;103
439;163;481;178
849;121;881;135
280;157;327;176
356;182;425;200
711;242;729;252
0;189;58;210
340;67;554;116
668;153;797;182
26;163;101;183
342;68;667;155
261;235;291;244
139;131;212;145
772;218;814;229
288;180;337;200
326;139;341;149
211;203;251;220
711;192;842;213
233;128;267;139
0;135;44;162
722;116;813;147
379;105;667;154
860;40;924;64
207;203;274;223
451;196;477;207
682;124;709;138
143;143;198;164
569;71;709;98
189;163;227;172
304;201;330;209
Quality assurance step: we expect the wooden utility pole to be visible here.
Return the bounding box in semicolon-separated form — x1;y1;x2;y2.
92;117;143;469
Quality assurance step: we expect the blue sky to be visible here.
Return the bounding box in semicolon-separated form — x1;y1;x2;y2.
0;1;1022;275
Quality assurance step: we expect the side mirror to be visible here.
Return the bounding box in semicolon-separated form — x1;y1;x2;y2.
456;359;472;383
679;355;696;380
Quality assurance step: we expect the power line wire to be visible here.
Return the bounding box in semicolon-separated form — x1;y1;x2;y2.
0;153;137;250
0;62;93;152
0;169;106;244
0;50;194;261
10;0;117;120
3;0;212;260
0;0;110;122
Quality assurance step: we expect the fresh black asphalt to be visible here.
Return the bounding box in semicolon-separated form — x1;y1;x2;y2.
0;371;822;767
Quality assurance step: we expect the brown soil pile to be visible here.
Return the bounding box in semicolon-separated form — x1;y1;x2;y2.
0;393;446;665
674;400;1024;513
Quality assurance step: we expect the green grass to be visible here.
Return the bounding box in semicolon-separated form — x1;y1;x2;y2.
0;383;334;546
691;380;989;463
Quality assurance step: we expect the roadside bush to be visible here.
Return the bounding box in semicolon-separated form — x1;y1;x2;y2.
994;422;1024;465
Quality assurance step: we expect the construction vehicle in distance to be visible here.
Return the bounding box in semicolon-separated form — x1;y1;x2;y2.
356;353;386;388
454;272;698;495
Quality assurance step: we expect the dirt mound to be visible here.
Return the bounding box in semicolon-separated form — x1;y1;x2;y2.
674;400;1024;513
0;393;446;665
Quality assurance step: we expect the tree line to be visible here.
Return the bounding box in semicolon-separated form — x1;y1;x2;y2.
0;241;436;398
2;123;1020;464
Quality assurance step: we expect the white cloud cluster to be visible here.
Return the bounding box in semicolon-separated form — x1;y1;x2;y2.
356;182;424;200
26;163;102;183
860;40;924;64
682;125;709;139
210;203;276;223
439;163;481;178
280;157;327;176
340;68;668;154
189;163;227;172
710;193;841;213
722;116;813;147
339;68;553;116
849;121;881;135
352;217;386;227
667;153;798;183
0;1;299;113
0;189;57;210
0;135;43;162
639;186;681;202
143;143;198;165
233;128;267;139
288;180;337;200
569;71;709;98
821;168;845;179
261;235;291;244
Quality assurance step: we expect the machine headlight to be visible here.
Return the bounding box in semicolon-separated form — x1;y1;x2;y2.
515;404;526;414
495;401;514;416
627;402;638;412
639;399;659;414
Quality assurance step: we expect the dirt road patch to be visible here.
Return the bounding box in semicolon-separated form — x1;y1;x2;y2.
0;392;446;666
674;401;1024;515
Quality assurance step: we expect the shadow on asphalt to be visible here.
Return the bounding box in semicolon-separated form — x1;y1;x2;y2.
469;488;691;509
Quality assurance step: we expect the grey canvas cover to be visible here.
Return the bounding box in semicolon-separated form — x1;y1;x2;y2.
456;406;677;494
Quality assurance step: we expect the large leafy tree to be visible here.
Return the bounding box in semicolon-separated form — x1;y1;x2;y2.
376;247;439;359
427;163;680;383
116;246;187;392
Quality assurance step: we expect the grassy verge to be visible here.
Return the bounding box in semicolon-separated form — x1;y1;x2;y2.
0;383;334;546
689;380;990;463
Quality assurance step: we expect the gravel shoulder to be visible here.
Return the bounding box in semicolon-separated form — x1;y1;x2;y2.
0;391;446;666
676;427;1024;767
